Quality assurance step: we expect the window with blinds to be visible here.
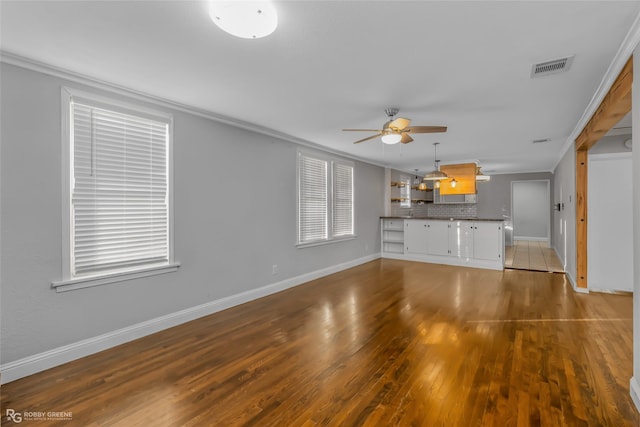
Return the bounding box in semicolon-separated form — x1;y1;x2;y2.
332;163;354;237
69;98;171;278
297;151;354;246
298;154;328;243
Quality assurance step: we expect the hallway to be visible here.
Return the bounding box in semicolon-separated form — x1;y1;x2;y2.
505;240;564;273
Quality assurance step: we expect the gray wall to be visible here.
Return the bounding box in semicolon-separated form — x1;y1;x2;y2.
512;181;550;240
0;63;385;363
552;146;576;284
476;172;553;245
590;134;632;154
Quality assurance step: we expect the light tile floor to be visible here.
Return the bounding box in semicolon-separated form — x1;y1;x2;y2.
505;240;564;273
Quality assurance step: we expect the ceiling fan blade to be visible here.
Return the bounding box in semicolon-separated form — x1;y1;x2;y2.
352;133;382;144
342;128;383;132
400;133;414;144
388;117;411;131
406;126;448;134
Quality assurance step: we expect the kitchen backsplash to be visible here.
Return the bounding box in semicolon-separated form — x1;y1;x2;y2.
390;202;477;218
427;203;477;218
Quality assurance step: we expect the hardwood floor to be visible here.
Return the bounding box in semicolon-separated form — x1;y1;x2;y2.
2;259;638;426
505;240;565;273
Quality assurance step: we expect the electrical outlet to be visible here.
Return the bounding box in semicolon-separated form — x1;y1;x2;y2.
272;264;278;275
365;244;369;251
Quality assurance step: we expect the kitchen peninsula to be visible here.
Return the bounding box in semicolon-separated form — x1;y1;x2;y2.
381;216;505;270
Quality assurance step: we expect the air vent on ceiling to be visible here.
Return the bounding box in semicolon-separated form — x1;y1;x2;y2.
531;55;574;78
532;138;551;144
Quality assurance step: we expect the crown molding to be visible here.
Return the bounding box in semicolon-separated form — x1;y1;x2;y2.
0;51;386;169
553;10;640;172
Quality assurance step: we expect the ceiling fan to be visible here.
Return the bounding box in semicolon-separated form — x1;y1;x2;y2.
343;108;447;144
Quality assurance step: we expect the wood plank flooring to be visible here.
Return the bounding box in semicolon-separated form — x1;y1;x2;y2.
506;240;565;273
2;259;637;426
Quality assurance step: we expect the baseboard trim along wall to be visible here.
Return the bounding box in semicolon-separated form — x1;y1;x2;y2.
630;377;640;413
0;253;381;384
566;270;588;294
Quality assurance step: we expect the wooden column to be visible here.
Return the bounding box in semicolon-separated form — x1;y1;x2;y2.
574;57;632;289
576;150;588;288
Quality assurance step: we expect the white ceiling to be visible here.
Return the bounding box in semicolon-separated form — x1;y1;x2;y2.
2;1;638;174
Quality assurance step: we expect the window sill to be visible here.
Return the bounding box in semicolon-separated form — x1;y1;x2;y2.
52;262;181;293
296;235;356;249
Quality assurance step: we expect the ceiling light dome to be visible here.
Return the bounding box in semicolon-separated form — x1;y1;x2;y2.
209;1;278;39
381;133;402;144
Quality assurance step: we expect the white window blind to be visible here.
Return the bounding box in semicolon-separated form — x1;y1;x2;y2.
71;101;170;277
298;154;328;244
297;151;355;246
332;163;354;237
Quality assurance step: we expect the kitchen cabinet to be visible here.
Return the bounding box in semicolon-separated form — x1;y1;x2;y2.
452;221;475;259
426;221;450;256
405;220;428;254
472;222;503;261
427;220;474;258
381;218;504;270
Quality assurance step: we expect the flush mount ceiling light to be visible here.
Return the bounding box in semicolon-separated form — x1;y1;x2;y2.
423;143;449;181
209;1;278;39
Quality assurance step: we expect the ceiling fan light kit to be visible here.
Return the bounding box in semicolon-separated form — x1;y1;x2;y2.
343;108;447;145
381;133;402;144
209;1;278;39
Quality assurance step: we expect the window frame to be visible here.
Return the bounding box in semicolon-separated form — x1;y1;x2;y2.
53;87;178;292
296;149;355;248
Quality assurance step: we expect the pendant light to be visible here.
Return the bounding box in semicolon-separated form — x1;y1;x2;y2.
450;178;457;188
423;143;449;181
414;169;428;191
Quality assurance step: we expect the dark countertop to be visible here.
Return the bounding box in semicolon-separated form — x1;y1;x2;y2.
380;216;504;222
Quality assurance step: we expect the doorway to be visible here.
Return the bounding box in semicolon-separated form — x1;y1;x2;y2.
512;180;551;245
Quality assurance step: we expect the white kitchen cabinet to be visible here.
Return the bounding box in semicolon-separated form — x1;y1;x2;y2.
426;221;450;256
473;222;503;261
428;220;474;258
382;218;504;270
452;221;475;259
405;220;428;254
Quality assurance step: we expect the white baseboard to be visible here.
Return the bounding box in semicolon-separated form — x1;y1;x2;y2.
514;236;549;243
566;270;589;294
552;245;564;268
0;253;381;384
382;252;504;271
631;377;640;413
